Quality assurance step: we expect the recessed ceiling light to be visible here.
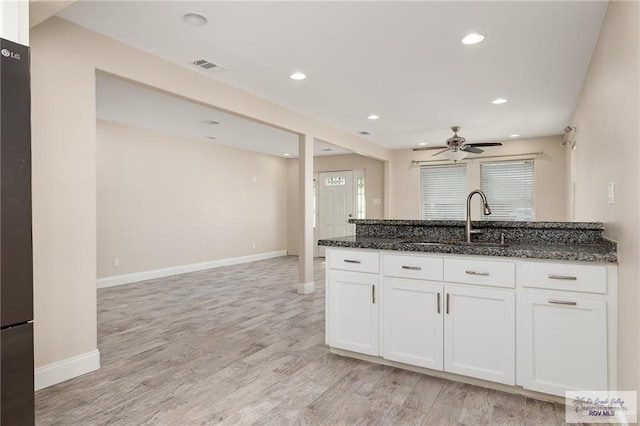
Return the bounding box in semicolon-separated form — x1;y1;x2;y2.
289;72;306;80
182;13;208;26
509;134;520;138
283;153;291;156
492;98;508;104
367;114;380;120
418;142;428;146
322;148;333;152
462;33;484;45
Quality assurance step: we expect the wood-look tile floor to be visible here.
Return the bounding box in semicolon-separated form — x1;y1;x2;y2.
36;256;570;425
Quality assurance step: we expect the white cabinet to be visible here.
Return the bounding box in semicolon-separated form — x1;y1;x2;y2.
444;285;515;385
325;248;615;397
383;278;443;369
521;292;607;396
381;254;515;384
327;270;379;356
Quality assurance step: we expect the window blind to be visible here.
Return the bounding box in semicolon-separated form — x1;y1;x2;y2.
420;164;467;220
480;160;534;221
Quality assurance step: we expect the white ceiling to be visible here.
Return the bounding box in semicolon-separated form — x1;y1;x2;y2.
96;73;348;158
61;1;607;151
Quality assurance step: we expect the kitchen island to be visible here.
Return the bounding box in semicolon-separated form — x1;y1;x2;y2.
319;219;617;401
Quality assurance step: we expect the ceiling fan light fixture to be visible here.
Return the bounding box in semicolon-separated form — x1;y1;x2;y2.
443;150;468;161
418;142;427;146
462;33;485;45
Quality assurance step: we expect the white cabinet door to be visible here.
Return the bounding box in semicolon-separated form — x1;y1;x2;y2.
383;278;443;370
444;285;515;385
328;270;379;356
521;293;607;396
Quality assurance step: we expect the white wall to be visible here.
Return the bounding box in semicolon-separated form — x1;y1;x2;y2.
569;0;639;402
287;153;385;255
30;16;388;374
97;120;287;278
389;136;567;220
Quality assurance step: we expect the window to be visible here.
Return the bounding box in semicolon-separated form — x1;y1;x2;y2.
325;176;346;186
420;164;467;220
356;175;366;219
480;160;534;221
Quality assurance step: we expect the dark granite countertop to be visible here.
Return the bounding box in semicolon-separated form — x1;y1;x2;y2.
318;235;618;263
349;219;605;230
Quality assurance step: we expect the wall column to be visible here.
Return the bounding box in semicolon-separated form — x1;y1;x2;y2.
298;134;314;294
0;0;29;45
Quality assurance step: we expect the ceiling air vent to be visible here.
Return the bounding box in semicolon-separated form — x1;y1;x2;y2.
199;120;220;126
358;131;372;135
191;59;227;73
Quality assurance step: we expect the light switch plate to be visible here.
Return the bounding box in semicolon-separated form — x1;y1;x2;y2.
607;182;615;204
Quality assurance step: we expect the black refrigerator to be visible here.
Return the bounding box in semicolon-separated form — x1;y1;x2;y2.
0;38;35;426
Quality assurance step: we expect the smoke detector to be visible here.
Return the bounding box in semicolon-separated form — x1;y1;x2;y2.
191;59;227;73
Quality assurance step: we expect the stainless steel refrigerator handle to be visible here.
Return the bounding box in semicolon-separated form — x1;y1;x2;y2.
372;285;375;304
548;274;577;281
402;265;422;271
343;259;361;264
437;293;441;314
446;293;450;314
548;300;577;306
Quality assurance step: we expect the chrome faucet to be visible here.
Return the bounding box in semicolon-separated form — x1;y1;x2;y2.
466;190;491;243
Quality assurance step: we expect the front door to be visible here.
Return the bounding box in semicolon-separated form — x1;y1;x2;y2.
317;170;355;257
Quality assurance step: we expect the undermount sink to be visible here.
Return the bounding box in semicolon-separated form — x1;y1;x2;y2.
401;240;509;248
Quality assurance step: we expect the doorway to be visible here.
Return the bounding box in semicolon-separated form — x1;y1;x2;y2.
316;170;357;257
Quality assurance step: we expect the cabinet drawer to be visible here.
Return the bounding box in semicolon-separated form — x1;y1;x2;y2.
522;261;607;294
444;258;515;288
383;255;443;281
329;249;379;273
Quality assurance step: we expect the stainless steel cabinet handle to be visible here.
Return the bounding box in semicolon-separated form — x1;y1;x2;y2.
344;259;361;264
402;265;422;271
372;285;376;304
446;293;450;314
437;293;441;314
548;300;577;306
548;274;577;281
465;270;489;276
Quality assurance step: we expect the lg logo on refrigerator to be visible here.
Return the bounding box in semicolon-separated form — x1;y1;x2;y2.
1;49;20;60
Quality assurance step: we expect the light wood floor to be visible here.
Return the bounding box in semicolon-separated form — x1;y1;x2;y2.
36;256;571;425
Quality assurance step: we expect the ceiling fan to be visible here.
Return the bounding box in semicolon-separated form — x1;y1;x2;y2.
412;126;503;161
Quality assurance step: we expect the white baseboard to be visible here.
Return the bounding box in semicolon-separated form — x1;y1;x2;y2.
35;349;100;391
298;281;315;294
97;250;288;288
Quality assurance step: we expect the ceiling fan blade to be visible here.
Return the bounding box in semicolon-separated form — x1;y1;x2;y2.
431;148;452;157
412;145;448;152
466;142;503;147
463;146;484;154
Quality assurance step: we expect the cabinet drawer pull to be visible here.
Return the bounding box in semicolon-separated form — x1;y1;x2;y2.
343;259;361;264
465;270;489;276
446;293;450;314
548;274;577;281
548;300;577;306
402;265;422;271
437;293;441;314
372;285;376;304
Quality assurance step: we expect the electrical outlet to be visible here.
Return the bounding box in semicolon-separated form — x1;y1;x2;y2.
252;176;258;184
372;198;382;205
113;258;120;268
607;182;615;204
252;242;256;249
